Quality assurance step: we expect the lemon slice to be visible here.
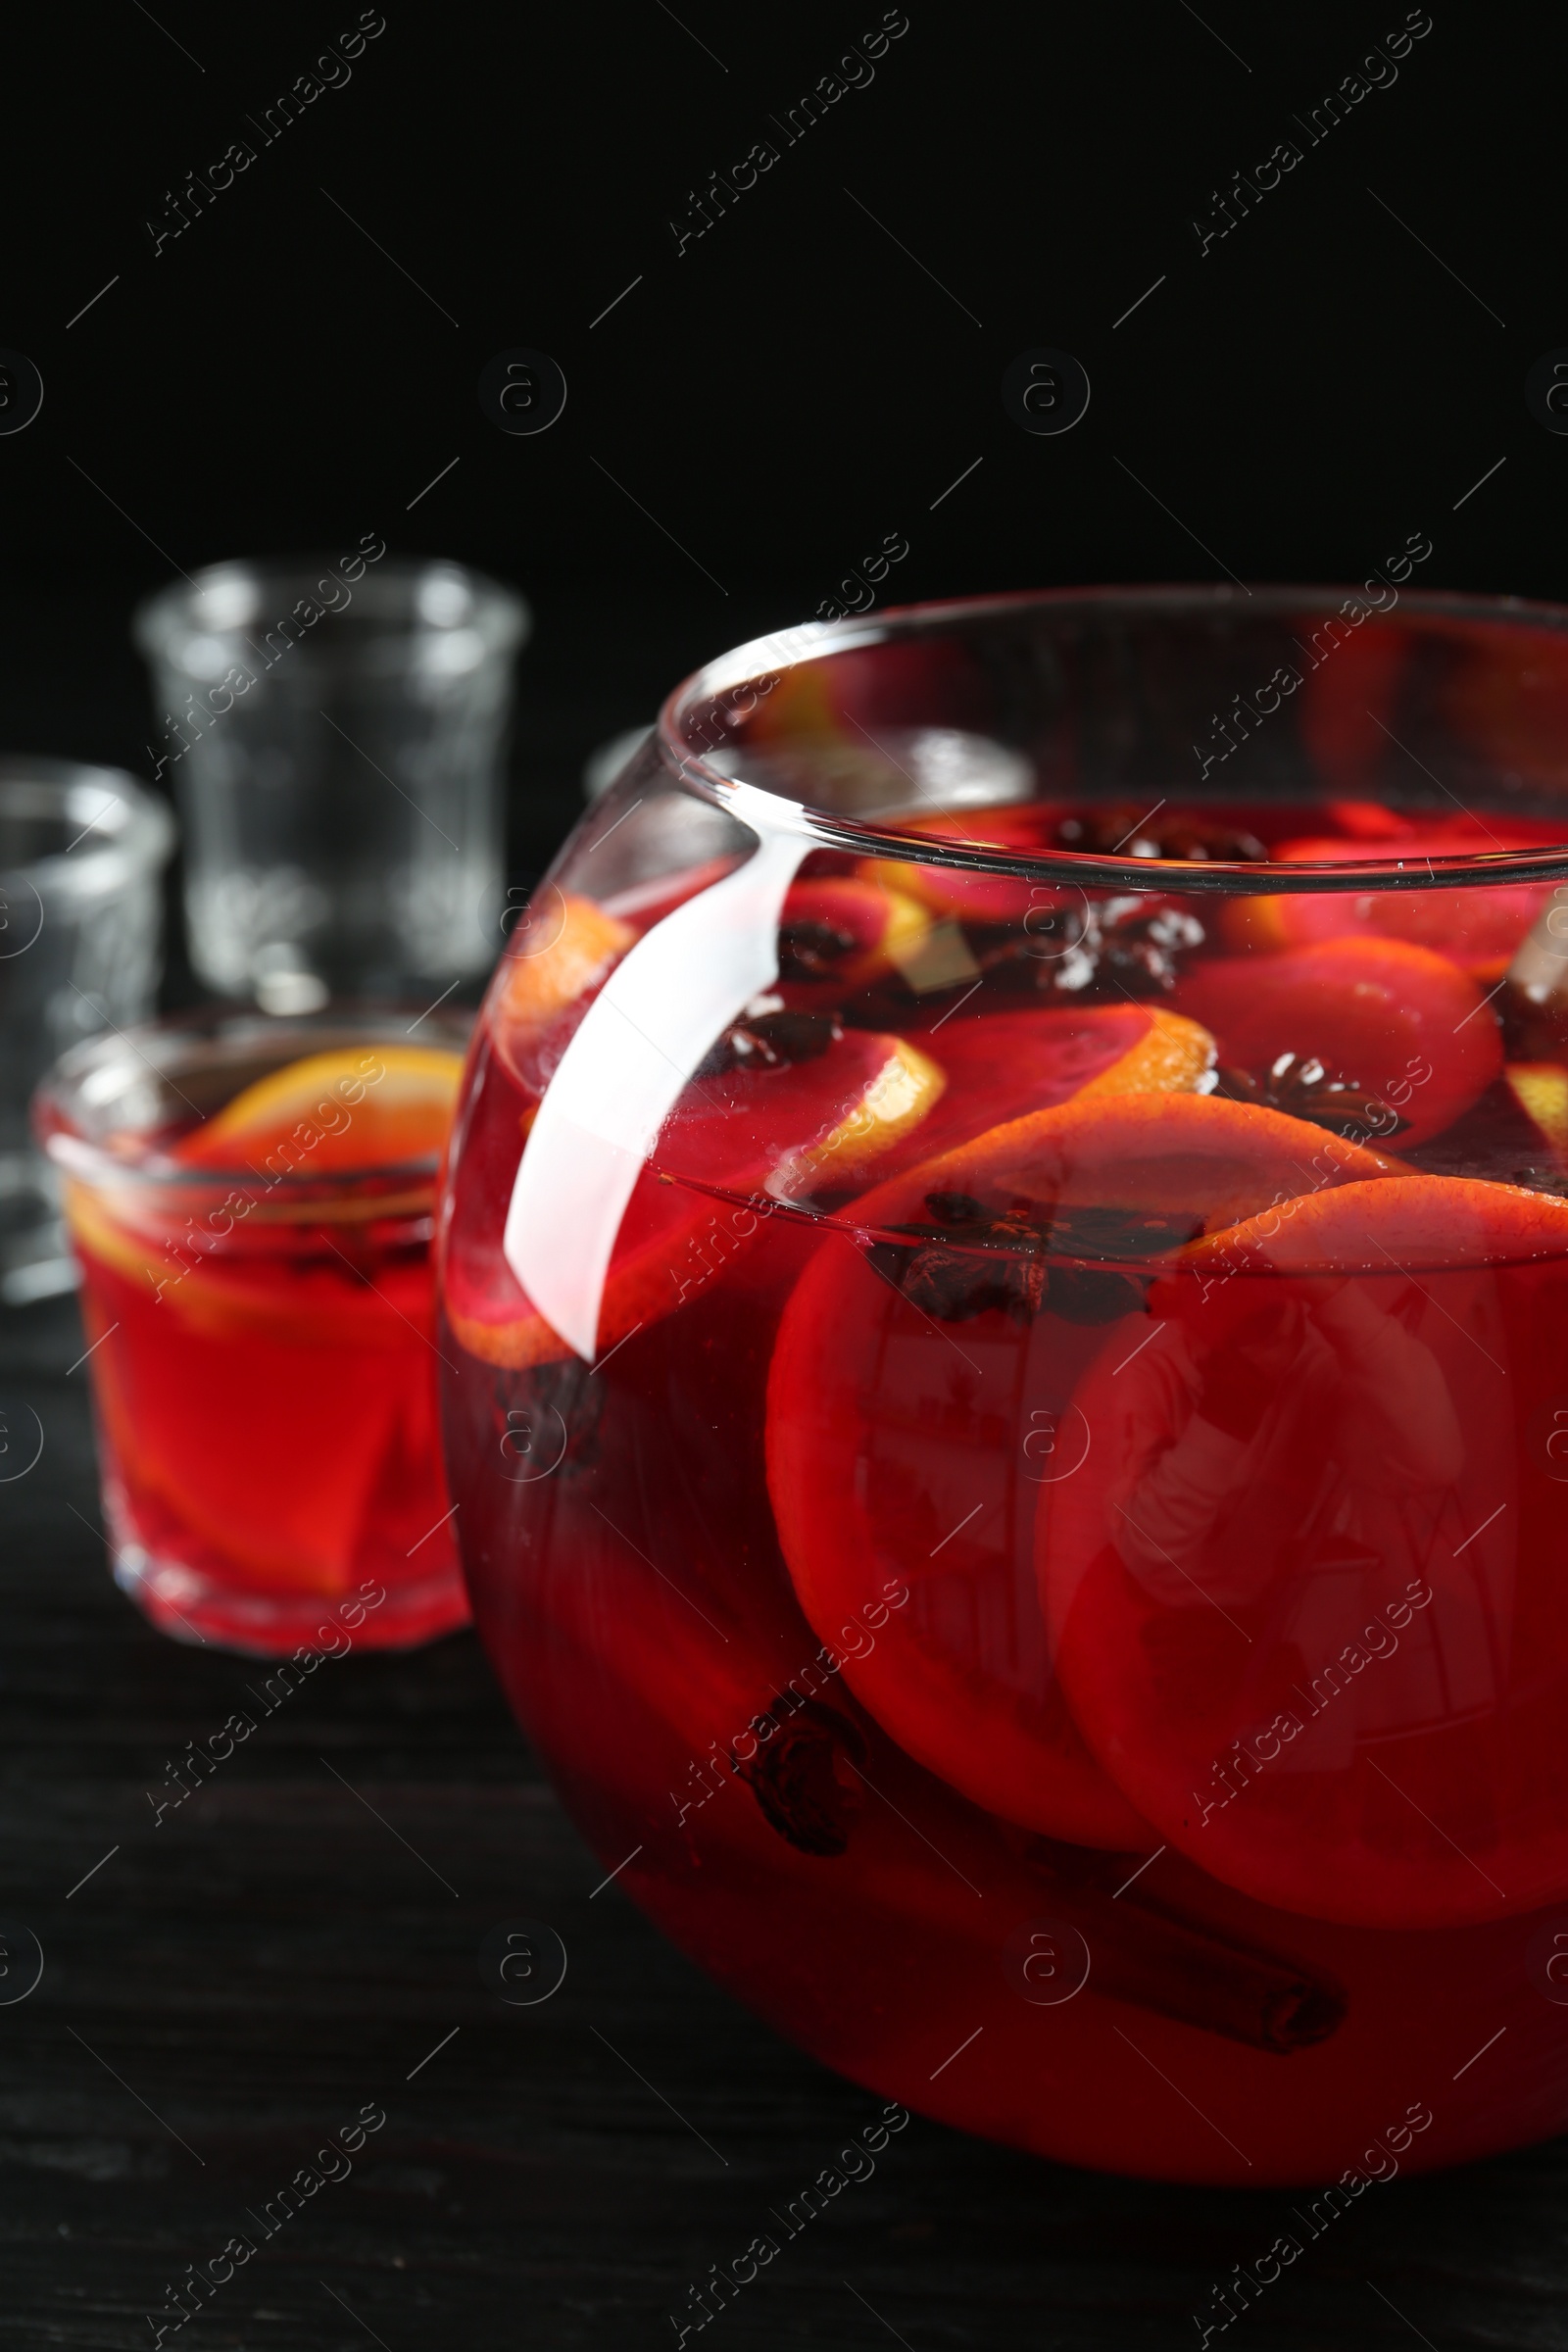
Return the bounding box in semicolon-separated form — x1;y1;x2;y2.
177;1046;465;1172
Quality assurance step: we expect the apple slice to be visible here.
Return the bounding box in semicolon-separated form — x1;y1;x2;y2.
1176;935;1501;1149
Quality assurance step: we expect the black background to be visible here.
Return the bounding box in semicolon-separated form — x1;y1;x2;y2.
4;0;1559;874
7;6;1568;2347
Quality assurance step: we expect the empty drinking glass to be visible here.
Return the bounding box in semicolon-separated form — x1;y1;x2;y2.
134;554;529;1012
0;759;172;1303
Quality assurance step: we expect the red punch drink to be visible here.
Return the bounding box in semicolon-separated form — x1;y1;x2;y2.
38;1014;471;1653
439;592;1568;2182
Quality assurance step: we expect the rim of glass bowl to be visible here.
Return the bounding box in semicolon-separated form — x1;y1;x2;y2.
32;1005;473;1196
661;583;1568;897
0;760;174;904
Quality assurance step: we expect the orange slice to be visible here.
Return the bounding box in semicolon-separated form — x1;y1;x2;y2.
486;891;638;1097
61;1176;434;1346
892;1083;1400;1236
763;1037;944;1201
177;1046;464;1173
1180;1168;1568;1275
1077;1006;1215;1100
493;891;633;1030
442;1028;946;1370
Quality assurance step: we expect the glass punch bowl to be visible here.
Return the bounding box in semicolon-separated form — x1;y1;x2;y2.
439;590;1568;2183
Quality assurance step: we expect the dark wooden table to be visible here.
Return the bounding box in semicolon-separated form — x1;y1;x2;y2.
2;1292;1566;2352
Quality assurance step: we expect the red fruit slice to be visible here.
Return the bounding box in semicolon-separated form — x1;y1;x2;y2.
1325;800;1422;842
883;870;1044;927
442;1028;943;1368
777;875;931;994
863;1004;1216;1183
667;1032;944;1211
742;633;991;754
1176;935;1502;1149
765;1093;1398;1846
1221;826;1561;969
868;804;1048;926
1042;1173;1568;1930
1296;620;1413;791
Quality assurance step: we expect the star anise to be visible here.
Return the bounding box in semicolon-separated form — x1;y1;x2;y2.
1212;1052;1405;1141
732;1701;865;1856
695;1008;842;1077
1037;1201;1210;1257
1095;901;1208;995
896;1209;1052;1323
777;918;859;982
1505;1164;1568;1198
973;895;1206;1003
868;1190;1202;1328
1054;808;1267;861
